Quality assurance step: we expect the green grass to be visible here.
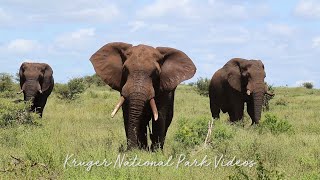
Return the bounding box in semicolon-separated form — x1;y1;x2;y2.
0;85;320;179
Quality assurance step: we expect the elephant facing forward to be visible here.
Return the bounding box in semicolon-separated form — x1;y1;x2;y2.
209;58;273;125
18;62;54;117
90;42;196;150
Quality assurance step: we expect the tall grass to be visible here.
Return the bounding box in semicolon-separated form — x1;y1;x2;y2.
0;85;319;179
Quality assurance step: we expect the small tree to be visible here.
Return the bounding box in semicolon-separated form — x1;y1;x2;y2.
302;82;313;89
195;77;210;96
263;83;275;111
82;74;105;87
0;73;14;92
55;77;86;100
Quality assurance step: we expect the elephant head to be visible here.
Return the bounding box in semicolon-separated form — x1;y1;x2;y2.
90;42;196;148
225;58;268;124
19;62;53;102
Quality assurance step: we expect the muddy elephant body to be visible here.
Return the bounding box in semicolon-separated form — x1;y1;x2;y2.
90;42;196;150
19;62;54;117
209;58;273;124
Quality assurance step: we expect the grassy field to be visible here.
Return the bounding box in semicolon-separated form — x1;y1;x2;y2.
0;85;320;179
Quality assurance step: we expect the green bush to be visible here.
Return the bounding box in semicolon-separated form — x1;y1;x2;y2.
55;78;86;100
82;74;105;87
0;73;14;92
0;73;17;98
260;114;293;135
195;77;210;96
0;100;39;127
213;123;234;142
275;98;288;106
255;153;286;180
229;153;286;180
302;82;313;89
174;116;208;148
263;83;275;111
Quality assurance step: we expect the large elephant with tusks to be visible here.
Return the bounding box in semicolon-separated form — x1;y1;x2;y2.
90;42;196;150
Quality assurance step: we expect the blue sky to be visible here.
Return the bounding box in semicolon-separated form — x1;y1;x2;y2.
0;0;319;87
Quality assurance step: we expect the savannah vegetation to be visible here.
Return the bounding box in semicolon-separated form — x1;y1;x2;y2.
0;74;319;179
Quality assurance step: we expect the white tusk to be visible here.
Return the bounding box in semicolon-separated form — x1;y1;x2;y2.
17;90;23;94
247;90;251;96
111;96;125;118
150;98;158;121
39;89;43;94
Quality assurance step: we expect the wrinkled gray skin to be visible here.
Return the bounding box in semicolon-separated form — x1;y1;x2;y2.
90;42;196;150
19;62;54;117
209;58;273;125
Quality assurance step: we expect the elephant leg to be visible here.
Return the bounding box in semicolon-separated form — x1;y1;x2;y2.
246;101;255;125
210;102;220;119
228;103;244;122
151;91;174;151
34;96;48;118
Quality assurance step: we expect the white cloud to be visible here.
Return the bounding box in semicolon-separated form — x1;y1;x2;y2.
1;2;120;24
267;24;295;37
295;0;320;19
59;6;119;23
138;0;269;21
6;39;41;54
312;36;320;48
128;21;147;32
204;26;250;44
0;8;12;24
54;28;96;50
138;0;194;18
128;21;180;33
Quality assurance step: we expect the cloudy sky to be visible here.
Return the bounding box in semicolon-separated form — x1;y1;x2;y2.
0;0;319;87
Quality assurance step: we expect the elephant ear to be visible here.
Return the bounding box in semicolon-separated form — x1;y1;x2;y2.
90;42;132;91
156;47;196;91
42;63;53;92
19;62;26;89
225;58;244;92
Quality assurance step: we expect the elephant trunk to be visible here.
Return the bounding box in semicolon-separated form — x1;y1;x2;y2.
126;93;147;149
252;91;264;124
23;81;40;102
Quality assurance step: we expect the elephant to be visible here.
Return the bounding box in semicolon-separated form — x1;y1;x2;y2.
90;42;196;150
209;58;274;125
18;62;54;117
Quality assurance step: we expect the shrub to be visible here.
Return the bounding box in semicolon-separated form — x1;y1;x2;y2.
255;153;286;180
55;78;86;100
302;82;313;89
195;77;210;96
174;116;208;148
275;98;288;106
0;73;14;92
260;114;293;135
0;73;16;98
263;83;275;111
82;74;105;87
0;100;39;127
213;122;235;142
